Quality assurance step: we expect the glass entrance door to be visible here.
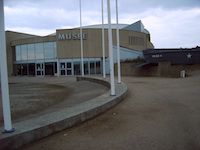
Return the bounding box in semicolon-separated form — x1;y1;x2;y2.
60;62;72;76
66;62;72;76
84;62;89;75
74;62;81;75
60;62;66;75
90;61;96;74
36;63;44;76
45;62;54;75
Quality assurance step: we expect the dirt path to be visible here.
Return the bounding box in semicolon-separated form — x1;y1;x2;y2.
22;75;200;150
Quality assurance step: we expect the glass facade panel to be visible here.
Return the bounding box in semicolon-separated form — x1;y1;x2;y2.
27;44;35;60
96;61;101;74
21;64;28;75
53;42;57;58
67;70;72;75
35;43;44;59
44;42;55;59
16;45;21;61
61;70;65;75
90;62;95;74
60;63;65;69
21;45;28;60
67;62;71;68
45;62;54;75
74;62;81;75
28;63;35;75
84;62;89;75
15;42;56;61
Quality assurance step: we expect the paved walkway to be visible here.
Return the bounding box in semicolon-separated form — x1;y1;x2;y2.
0;76;108;125
23;75;200;150
0;76;127;150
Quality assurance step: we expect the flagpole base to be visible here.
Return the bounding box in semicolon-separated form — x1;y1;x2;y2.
2;128;15;134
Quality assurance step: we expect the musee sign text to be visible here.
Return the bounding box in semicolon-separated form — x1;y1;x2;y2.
57;33;87;41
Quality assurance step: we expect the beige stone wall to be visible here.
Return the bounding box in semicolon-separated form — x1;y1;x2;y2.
56;28;109;59
114;62;159;77
56;28;154;59
10;35;56;46
119;30;153;50
158;63;200;77
116;62;200;78
6;31;38;76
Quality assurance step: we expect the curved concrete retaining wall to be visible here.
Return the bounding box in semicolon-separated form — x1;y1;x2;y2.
0;76;128;150
76;76;111;88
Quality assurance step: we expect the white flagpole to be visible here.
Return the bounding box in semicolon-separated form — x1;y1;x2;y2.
116;0;121;83
0;0;14;133
79;0;84;76
102;0;106;78
107;0;115;95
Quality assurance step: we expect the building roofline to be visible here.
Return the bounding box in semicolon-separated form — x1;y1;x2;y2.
6;30;41;37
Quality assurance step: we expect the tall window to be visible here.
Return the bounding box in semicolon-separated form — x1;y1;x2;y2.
27;44;35;60
15;42;56;61
16;45;21;61
35;43;44;59
44;42;55;59
21;45;28;60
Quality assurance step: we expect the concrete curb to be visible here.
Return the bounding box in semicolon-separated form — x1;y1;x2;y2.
0;76;128;150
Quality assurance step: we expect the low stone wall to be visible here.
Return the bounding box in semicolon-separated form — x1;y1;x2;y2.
76;76;110;88
115;62;200;78
114;62;159;77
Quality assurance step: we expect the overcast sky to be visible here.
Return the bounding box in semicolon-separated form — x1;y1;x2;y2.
4;0;200;48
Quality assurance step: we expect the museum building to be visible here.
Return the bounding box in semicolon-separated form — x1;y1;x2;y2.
5;20;154;77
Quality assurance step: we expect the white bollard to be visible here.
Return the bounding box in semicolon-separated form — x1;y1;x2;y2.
115;0;121;83
180;70;186;78
0;0;14;133
79;0;84;76
107;0;115;96
101;0;106;78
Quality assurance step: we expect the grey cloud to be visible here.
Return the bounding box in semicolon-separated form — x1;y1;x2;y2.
4;0;200;48
5;0;200;14
4;0;101;29
118;0;200;13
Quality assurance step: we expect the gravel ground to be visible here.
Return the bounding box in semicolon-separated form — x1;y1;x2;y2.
0;76;108;125
22;74;200;150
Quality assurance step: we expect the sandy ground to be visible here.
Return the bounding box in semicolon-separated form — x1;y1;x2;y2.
0;77;108;125
22;74;200;150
